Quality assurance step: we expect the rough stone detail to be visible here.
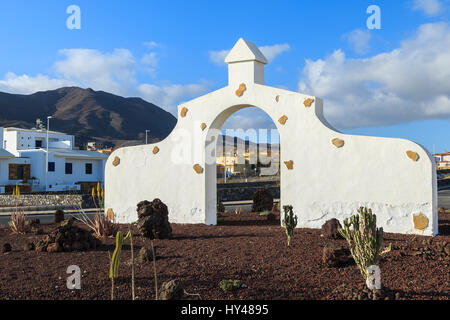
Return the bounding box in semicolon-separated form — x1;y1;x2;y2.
284;160;293;170
332;138;344;148
159;280;184;300
252;188;274;212
180;107;188;117
235;83;246;97
0;194;83;208
275;95;280;102
35;218;101;253
304;98;314;107
193;164;203;174
153;146;159;154
136;199;172;239
112;156;120;167
413;213;428;230
406;150;419;162
322;243;351;267
278;115;288;125
321;218;343;239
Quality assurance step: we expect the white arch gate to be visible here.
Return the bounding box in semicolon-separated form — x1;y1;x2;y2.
105;38;437;235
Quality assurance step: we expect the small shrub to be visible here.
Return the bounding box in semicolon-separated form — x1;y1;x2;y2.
219;279;241;292
92;214;118;238
74;212;118;238
9;211;28;234
282;205;297;246
338;207;384;285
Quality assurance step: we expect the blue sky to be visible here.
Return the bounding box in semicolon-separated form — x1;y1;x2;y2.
0;0;449;152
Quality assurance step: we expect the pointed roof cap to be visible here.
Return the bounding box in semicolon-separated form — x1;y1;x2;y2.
225;38;268;65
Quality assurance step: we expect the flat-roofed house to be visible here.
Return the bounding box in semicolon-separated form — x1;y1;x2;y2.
3;127;108;192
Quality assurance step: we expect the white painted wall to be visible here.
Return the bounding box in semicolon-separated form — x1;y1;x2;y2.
3;129;74;155
18;150;105;190
0;157;31;186
105;39;437;236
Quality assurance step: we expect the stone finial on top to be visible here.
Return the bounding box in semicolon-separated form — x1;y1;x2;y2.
225;38;268;86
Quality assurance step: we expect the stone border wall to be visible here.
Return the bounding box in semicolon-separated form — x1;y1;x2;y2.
0;192;95;208
218;181;280;202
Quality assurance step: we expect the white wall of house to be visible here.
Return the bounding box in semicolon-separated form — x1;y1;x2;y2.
2;127;107;191
3;128;74;155
17;150;106;191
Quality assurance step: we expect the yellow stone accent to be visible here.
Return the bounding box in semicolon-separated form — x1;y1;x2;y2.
332;138;344;148
406;150;419;161
153;146;159;154
284;160;294;170
112;156;120;167
304;98;314;107
235;83;246;97
106;208;114;222
413;213;428;230
200;123;207;131
278;115;288;125
180;107;188;117
193;164;203;174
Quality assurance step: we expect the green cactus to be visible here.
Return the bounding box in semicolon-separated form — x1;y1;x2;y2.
338;207;384;282
282;205;297;246
109;230;131;279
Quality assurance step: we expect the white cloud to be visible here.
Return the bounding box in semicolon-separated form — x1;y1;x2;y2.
209;49;229;65
342;29;371;55
0;72;75;94
143;41;160;48
137;82;209;114
259;44;290;62
209;43;290;65
298;22;450;129
53;48;136;95
141;52;158;75
0;48;209;116
222;108;277;131
412;0;443;16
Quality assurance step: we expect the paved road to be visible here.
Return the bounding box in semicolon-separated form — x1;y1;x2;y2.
0;212;96;226
438;189;450;209
0;191;449;226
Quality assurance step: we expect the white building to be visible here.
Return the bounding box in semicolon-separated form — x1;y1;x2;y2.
433;152;450;169
2;127;108;192
0;127;31;193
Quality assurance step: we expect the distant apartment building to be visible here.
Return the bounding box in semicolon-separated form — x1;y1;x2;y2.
434;152;450;169
216;140;280;177
1;127;108;193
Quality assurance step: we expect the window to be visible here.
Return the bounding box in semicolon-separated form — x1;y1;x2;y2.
85;163;92;174
35;140;42;148
65;162;72;174
17;166;24;179
48;162;55;172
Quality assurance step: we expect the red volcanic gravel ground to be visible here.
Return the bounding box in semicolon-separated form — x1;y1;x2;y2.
0;211;449;300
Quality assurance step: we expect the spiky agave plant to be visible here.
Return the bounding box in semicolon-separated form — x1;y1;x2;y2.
282;205;297;246
338;207;384;282
9;211;27;234
9;184;28;234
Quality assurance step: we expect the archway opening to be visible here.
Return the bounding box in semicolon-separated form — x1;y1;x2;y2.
207;106;281;226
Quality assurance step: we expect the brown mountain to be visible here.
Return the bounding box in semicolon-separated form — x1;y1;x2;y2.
0;87;177;147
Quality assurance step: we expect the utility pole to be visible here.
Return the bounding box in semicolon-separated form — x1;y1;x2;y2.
145;130;150;144
45;116;53;192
